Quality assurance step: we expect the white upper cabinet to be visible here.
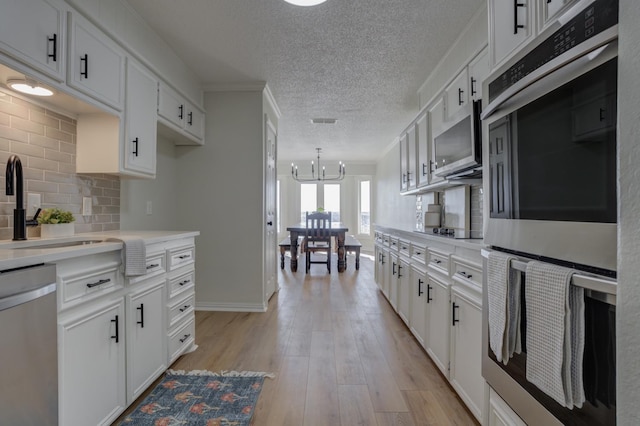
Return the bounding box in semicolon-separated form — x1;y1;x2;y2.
539;0;579;32
124;59;157;176
416;112;430;188
158;82;205;145
489;0;535;68
468;47;490;102
407;124;417;190
445;67;470;122
399;133;409;192
0;0;66;81
428;96;446;184
67;11;125;111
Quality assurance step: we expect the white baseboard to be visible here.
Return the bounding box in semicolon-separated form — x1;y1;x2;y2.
196;301;267;312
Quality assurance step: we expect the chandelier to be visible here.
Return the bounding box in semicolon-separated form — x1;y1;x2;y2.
291;148;345;182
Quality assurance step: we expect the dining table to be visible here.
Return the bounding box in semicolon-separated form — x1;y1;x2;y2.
286;222;349;272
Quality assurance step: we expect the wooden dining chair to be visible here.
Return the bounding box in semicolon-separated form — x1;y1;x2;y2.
304;211;332;273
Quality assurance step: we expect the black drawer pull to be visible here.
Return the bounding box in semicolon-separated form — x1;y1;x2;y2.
397;264;403;278
146;263;160;270
392;262;397;275
48;34;57;62
458;88;464;105
179;279;191;286
452;302;460;326
458;271;473;279
470;77;477;96
86;278;110;288
188;111;193;125
179;333;191;343
514;0;525;34
132;137;139;157
178;104;184;119
433;259;441;264
418;278;424;296
111;315;119;343
80;54;88;78
427;284;433;303
178;254;191;259
179;304;191;313
137;303;144;328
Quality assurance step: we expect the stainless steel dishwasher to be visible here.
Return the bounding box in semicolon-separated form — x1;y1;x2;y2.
0;263;57;425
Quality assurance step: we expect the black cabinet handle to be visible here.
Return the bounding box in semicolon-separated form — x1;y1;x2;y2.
452;302;460;326
137;304;144;328
392;262;397;275
86;278;111;288
470;77;477;97
178;105;184;119
418;278;424;296
80;54;88;78
422;163;428;176
267;221;273;226
179;304;191;313
381;254;385;265
427;284;433;303
458;271;473;279
132;137;139;157
179;279;191;286
179;333;191;343
398;264;403;278
146;263;160;270
188;111;193;126
514;0;525;34
458;88;464;105
599;108;606;121
111;315;119;343
402;173;407;183
178;254;191;259
48;34;57;62
433;259;442;264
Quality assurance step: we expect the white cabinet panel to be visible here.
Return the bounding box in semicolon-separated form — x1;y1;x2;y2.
0;0;66;81
539;0;579;31
397;257;411;325
489;0;535;68
158;82;205;145
409;265;428;346
445;68;470;122
425;272;450;378
468;47;490;102
428;97;446;183
489;388;527;426
416;112;430;188
67;12;125;110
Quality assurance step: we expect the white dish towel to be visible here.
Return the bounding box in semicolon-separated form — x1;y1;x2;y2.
525;261;585;409
487;250;521;364
107;236;146;277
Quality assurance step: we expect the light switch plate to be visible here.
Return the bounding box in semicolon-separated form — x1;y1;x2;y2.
27;193;41;216
82;197;92;216
146;201;153;215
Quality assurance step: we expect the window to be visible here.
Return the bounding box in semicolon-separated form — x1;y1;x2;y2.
300;183;317;222
323;184;340;222
359;180;371;234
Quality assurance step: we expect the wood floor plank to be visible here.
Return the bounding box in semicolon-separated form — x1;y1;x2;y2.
260;356;309;426
303;331;340;426
376;412;416;426
338;385;378;426
332;311;366;385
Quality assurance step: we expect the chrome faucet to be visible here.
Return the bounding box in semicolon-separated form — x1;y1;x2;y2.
5;155;40;240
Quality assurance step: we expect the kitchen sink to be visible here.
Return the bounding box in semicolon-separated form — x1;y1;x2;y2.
10;239;106;250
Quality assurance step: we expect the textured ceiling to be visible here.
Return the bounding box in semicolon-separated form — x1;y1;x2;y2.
126;0;484;162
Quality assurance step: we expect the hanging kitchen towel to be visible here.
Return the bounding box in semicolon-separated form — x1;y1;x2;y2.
525;261;575;408
507;263;522;357
487;250;517;364
107;236;146;276
569;284;585;408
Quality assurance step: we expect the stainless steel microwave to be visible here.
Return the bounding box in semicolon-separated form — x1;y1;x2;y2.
482;0;618;275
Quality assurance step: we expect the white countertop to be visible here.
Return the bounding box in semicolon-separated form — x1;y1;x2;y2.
0;230;199;271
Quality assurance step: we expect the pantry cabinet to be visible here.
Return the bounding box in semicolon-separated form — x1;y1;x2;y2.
0;0;66;81
158;82;205;145
488;0;535;68
59;297;126;426
67;11;125;111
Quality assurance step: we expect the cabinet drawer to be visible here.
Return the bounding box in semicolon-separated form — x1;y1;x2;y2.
168;269;195;299
389;237;399;251
398;239;411;258
168;291;195;329
451;256;482;291
382;234;391;247
411;244;427;264
59;264;122;310
128;252;166;285
168;315;195;363
167;245;195;271
427;248;450;276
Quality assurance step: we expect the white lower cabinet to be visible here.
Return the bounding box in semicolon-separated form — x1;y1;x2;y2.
397;257;411;325
425;270;450;378
126;279;166;403
389;252;399;311
450;283;484;421
488;387;527;426
409;265;428;346
59;297;126;426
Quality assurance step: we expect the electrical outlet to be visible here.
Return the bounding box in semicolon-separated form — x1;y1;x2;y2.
27;193;41;216
146;201;153;215
82;197;92;216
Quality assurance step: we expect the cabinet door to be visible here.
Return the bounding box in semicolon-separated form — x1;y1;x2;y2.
68;12;125;110
489;0;534;68
158;83;185;128
416;112;430;187
468;47;490;101
445;68;469;122
183;100;205;141
425;273;450;377
389;253;399;310
450;287;484;421
127;282;166;403
0;0;65;81
397;258;411;325
407;125;417;190
124;59;157;176
381;249;390;298
488;388;527;426
409;267;428;346
539;0;578;31
59;298;126;426
428;97;445;184
399;133;409;191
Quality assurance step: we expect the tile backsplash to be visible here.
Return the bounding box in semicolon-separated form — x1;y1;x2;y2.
0;92;120;240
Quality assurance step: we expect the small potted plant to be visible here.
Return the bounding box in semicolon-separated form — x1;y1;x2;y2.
37;207;76;239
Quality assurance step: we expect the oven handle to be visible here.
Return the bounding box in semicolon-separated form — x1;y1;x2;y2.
481;28;618;121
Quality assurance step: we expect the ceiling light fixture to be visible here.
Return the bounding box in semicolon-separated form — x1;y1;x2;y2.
291;148;345;182
283;0;327;6
6;78;54;97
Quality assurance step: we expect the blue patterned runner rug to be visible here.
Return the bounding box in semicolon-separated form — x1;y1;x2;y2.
119;370;275;426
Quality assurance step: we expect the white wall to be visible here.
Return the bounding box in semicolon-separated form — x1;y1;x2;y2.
617;0;640;421
174;90;266;311
120;136;180;230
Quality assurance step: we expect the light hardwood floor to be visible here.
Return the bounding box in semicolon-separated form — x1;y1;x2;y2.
115;255;479;425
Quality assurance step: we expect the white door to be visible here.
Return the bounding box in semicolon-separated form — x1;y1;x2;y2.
264;115;278;302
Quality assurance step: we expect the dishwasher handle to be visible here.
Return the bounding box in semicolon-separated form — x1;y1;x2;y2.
0;282;56;311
